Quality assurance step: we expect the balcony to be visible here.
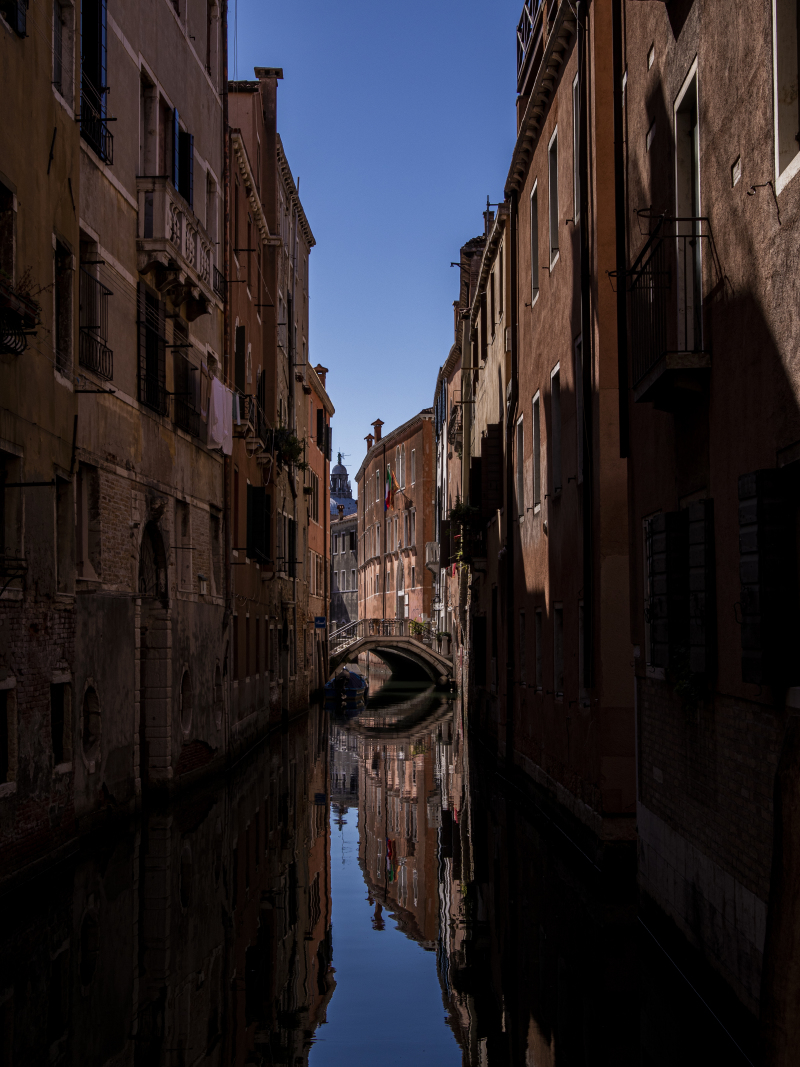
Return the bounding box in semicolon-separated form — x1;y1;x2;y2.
425;541;441;575
235;394;269;453
136;177;218;318
79;268;113;380
628;216;720;408
80;86;113;164
517;0;545;89
0;277;38;356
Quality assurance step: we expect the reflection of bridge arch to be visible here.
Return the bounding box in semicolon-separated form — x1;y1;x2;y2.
345;693;453;744
329;620;453;686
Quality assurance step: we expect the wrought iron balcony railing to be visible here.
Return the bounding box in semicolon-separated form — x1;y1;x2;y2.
517;0;545;83
80;87;113;164
213;265;225;298
79;267;113;380
627;215;720;404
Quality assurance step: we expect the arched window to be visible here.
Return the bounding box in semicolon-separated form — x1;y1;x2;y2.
180;670;192;734
82;686;101;760
138;520;167;598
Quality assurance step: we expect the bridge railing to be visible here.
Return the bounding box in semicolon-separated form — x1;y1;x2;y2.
329;618;452;658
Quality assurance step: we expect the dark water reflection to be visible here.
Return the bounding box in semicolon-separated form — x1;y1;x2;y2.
0;690;759;1065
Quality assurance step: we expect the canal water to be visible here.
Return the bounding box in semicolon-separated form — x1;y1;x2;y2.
0;680;761;1065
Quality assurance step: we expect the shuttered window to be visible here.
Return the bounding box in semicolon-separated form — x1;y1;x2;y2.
246;486;271;563
137;282;168;415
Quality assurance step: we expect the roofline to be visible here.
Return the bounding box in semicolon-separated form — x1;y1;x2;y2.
277;135;315;248
230;130;279;247
504;0;577;199
354;409;434;483
307;363;334;416
470;206;509;331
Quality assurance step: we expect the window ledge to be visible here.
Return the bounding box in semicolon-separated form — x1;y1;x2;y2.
549;251;560;271
0;782;17;798
52;86;75;121
54;762;73;776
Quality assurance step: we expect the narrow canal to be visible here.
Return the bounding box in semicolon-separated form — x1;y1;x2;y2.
0;679;761;1065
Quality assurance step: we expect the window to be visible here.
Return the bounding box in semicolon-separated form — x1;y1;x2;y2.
316;407;324;449
0;180;14;285
529;181;541;303
80;0;112;163
532;392;541;510
548;130;559;265
550;365;562;494
0;684;17;786
410;509;416;546
53;2;75;104
177;500;191;589
351;568;356;590
490;271;496;336
232;615;239;682
137;282;168;415
574;338;584;483
553;605;564;698
79;252;113;380
775;0;800;183
376;470;380;503
233;467;240;551
403;512;409;547
210;510;221;594
0;0;27;35
498;248;504;317
516;416;524;516
535;609;543;689
50;682;71;766
309;470;319;524
411;449;416;486
54;241;73;376
411;566;415;588
572;72;581;221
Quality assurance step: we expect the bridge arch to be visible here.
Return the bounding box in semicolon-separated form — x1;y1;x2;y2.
329;633;453;687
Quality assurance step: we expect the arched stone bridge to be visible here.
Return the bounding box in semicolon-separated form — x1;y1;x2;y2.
329;619;454;687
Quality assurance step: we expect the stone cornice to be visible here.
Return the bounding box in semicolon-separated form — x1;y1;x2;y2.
277;135;316;248
231;131;278;247
307;363;335;416
470;206;510;332
504;0;577;199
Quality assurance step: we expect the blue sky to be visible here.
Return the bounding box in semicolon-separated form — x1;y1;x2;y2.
230;0;521;490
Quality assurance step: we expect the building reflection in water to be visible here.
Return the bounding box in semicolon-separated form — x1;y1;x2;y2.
0;704;334;1067
0;693;759;1067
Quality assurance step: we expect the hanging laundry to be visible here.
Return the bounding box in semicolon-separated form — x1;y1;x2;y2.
207;377;233;456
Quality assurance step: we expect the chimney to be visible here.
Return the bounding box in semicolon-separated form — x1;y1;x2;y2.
314;363;328;387
371;419;384;443
365;433;374;451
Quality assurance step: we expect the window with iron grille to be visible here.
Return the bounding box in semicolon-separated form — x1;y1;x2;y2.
80;0;113;164
137;282;168;416
79;263;113;380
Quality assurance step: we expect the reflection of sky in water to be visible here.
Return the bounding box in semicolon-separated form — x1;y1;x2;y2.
309;810;461;1067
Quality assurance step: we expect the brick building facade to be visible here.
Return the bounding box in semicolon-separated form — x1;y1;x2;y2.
356;412;435;624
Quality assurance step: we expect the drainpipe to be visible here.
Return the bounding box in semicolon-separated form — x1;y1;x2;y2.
578;0;595;690
612;0;629;459
505;196;519;764
221;0;232;759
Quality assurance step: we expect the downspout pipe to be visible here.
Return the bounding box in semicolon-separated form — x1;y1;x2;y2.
505;195;519;765
612;0;629;458
578;0;595;690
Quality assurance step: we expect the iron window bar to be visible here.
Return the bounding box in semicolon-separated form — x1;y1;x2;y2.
79;83;114;164
79;267;113;380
